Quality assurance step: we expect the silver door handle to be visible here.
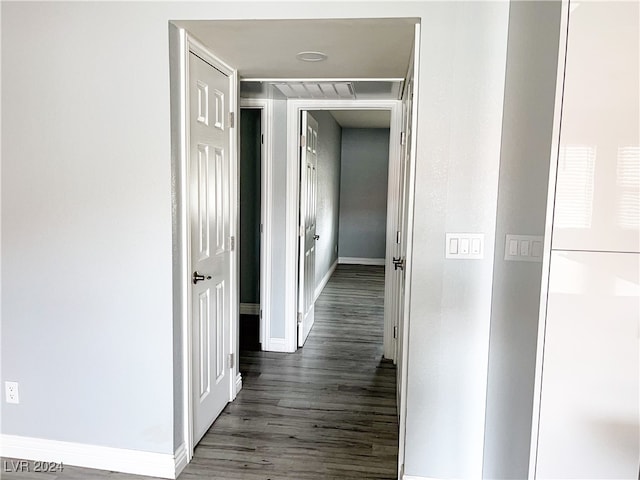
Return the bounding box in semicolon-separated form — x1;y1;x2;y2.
192;271;212;284
393;257;404;271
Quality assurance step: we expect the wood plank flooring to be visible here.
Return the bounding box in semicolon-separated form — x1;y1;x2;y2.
181;264;397;480
1;265;397;480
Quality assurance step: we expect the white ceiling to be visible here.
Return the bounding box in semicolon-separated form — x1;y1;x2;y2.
328;110;391;129
174;18;417;79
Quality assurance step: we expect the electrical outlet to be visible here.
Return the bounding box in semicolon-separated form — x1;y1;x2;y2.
5;381;19;404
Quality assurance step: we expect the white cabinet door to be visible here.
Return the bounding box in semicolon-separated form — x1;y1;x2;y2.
536;251;639;479
551;2;639;253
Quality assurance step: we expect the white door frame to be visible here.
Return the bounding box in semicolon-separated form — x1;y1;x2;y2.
170;26;240;464
396;23;421;479
284;99;402;356
239;99;273;350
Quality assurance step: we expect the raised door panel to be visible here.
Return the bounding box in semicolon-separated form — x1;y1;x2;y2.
197;289;211;400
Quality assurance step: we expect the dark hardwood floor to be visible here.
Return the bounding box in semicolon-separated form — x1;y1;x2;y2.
180;264;397;480
1;265;397;480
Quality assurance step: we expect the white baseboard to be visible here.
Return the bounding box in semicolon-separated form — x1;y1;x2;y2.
235;373;243;394
173;443;188;478
239;303;260;315
338;256;385;266
265;337;290;352
0;434;180;479
403;476;442;480
315;259;338;301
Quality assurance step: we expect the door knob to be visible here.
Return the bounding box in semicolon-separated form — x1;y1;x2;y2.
314;234;320;240
393;256;404;271
192;271;212;284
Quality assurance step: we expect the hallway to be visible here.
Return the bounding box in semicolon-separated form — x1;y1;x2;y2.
180;264;398;479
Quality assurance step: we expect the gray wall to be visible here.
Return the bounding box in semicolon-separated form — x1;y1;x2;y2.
310;111;341;288
338;129;389;259
1;2;175;453
240;109;261;305
482;2;562;478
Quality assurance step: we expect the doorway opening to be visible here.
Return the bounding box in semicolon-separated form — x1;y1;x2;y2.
294;108;394;348
170;18;420;476
239;107;262;351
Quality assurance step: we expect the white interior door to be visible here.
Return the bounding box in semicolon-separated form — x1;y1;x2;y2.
397;25;420;477
189;51;232;444
297;112;319;347
395;77;413;407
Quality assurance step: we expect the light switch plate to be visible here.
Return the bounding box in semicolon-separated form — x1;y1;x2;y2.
446;233;485;259
505;234;544;262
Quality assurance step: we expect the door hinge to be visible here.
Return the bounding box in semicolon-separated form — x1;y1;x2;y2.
229;112;235;128
400;131;406;145
259;309;263;319
227;353;234;369
393;326;398;339
229;236;235;251
300;135;306;148
261;133;264;145
396;230;401;244
299;225;304;237
260;223;264;234
297;312;303;325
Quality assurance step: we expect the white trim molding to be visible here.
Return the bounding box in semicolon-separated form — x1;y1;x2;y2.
240;98;273;352
338;257;385;266
403;476;444;480
174;443;188;478
265;337;289;352
235;373;243;394
315;259;338;301
243;77;405;83
0;435;180;479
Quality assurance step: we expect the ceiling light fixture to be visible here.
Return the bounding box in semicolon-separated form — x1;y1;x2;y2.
296;51;328;62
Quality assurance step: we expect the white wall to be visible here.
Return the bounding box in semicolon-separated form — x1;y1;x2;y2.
404;2;510;477
534;2;640;478
1;2;521;477
482;2;562;478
